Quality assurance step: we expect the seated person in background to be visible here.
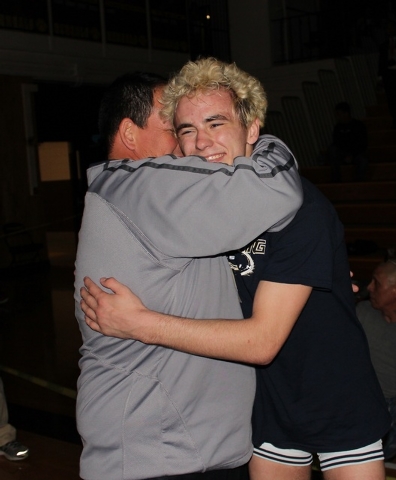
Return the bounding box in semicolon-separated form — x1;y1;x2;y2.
357;259;396;461
328;101;368;182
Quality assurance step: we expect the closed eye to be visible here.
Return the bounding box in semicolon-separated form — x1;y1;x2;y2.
206;114;228;128
177;129;194;137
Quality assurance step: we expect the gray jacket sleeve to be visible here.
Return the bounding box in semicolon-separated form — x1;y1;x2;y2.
88;134;303;258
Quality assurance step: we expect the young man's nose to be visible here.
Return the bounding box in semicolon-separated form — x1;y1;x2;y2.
195;130;213;151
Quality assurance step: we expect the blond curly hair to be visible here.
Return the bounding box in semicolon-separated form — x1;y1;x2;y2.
161;57;267;128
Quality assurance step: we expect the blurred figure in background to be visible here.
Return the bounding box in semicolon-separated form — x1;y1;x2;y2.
328;101;368;182
357;259;396;460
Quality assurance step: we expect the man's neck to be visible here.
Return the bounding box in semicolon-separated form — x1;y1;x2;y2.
381;307;396;324
109;148;139;161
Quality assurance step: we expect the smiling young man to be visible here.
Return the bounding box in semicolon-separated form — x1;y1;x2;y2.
174;92;258;165
74;59;303;480
81;59;390;480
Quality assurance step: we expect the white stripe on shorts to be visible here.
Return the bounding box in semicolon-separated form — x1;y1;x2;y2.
253;442;313;467
318;440;384;471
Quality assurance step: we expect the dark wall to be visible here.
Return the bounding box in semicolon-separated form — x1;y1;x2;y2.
35;82;106;166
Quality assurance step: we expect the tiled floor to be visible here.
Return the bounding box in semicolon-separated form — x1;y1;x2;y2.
0;430;81;480
0;240;82;479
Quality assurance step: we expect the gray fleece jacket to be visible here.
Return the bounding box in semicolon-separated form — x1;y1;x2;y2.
74;135;302;479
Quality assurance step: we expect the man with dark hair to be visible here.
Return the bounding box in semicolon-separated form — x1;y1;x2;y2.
329;101;368;182
97;71;180;160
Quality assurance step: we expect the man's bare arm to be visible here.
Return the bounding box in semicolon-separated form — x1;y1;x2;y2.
81;276;312;365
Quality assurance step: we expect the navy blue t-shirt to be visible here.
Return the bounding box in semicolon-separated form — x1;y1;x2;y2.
228;177;390;452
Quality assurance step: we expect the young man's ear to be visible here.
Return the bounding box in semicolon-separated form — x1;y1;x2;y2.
247;118;261;146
